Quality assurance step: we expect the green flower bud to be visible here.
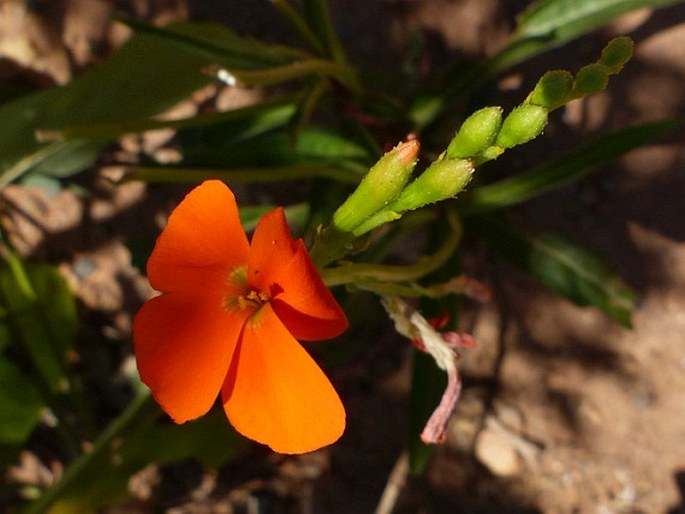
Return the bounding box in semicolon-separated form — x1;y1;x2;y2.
599;36;633;75
478;145;504;163
572;63;609;97
332;140;419;232
388;158;474;212
495;104;548;149
446;106;503;159
529;70;573;110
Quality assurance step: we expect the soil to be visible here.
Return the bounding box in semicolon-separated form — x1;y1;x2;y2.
1;1;684;513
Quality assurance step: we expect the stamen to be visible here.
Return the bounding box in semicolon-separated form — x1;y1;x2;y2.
236;289;270;310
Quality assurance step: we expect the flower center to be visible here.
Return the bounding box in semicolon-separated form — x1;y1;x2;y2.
224;266;270;312
237;289;270;310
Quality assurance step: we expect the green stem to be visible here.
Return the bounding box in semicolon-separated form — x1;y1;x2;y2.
321;208;462;287
347;281;446;298
234;58;362;95
300;0;347;64
271;0;327;55
23;391;154;514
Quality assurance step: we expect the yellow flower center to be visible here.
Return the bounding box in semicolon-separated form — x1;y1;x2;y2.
237;289;270;309
224;265;270;313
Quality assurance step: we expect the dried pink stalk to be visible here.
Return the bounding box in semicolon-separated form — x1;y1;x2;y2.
381;296;476;444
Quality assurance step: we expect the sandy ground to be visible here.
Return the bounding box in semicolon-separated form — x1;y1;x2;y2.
1;0;684;512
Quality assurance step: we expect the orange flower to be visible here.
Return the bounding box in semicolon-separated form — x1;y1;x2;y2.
133;180;348;454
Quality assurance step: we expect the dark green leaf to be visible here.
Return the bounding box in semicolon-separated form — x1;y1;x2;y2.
0;359;43;445
300;0;346;62
49;409;243;512
475;217;636;327
115;17;300;69
132;126;373;184
289;79;327;141
490;0;683;73
465;119;683;213
411;1;680;130
179;127;371;167
0;260;77;392
56;96;298;143
0;260;78;469
0;20;297;184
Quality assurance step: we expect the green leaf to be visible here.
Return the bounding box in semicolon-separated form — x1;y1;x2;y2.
289;79;327;141
130;126;373;184
517;0;680;39
117;18;359;91
410;1;678;130
490;0;684;73
0;20;299;185
53;96;298;143
0;359;43;443
0;359;43;468
179;127;371;167
0;259;78;470
48;409;243;513
115;17;300;69
475;216;636;327
0;259;77;393
300;0;346;62
465;119;683;213
29;140;106;179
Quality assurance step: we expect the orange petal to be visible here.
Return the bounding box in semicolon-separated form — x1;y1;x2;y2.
222;302;345;454
133;290;252;423
148;180;250;293
248;208;348;340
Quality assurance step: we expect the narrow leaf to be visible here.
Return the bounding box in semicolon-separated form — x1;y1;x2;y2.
465;119;682;213
51;97;298;143
46;410;243;513
300;0;346;62
475;216;635;327
114;16;301;68
0;359;43;445
490;0;683;73
0;259;78;469
0;259;77;393
0;21;304;185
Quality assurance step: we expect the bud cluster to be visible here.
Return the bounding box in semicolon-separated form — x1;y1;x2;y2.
528;36;633;110
312;37;633;267
443;37;633;164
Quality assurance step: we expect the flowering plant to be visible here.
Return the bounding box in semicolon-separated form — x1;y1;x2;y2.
0;0;679;512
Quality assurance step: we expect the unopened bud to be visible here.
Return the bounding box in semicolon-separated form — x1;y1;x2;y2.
446;107;503;159
332;140;419;232
495;104;548;149
529;70;573;110
572;63;609;97
389;158;474;212
599;36;633;75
